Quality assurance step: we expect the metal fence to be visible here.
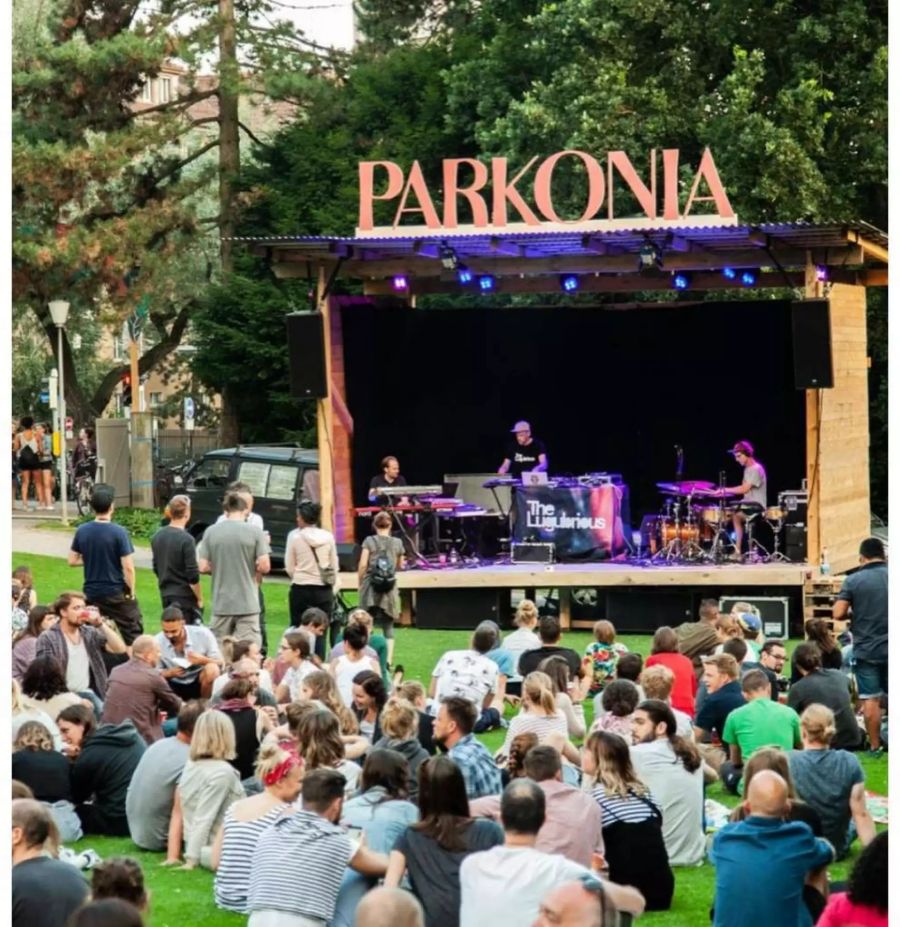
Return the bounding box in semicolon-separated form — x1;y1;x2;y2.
154;428;219;468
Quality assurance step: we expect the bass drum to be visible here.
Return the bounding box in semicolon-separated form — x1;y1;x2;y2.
658;519;700;548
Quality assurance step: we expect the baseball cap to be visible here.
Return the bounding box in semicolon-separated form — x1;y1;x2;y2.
735;612;762;635
730;440;754;457
511;420;531;433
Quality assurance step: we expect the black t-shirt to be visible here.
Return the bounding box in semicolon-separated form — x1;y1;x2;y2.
12;749;73;802
787;669;862;750
518;644;581;678
151;525;200;602
368;473;408;505
12;857;89;927
503;438;547;477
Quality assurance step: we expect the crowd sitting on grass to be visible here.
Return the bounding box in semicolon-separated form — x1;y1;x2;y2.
9;496;890;927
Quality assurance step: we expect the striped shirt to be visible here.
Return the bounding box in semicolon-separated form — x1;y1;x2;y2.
248;810;354;922
500;711;569;757
591;783;661;826
214;804;289;913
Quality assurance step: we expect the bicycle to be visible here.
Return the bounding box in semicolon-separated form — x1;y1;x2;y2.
71;455;97;516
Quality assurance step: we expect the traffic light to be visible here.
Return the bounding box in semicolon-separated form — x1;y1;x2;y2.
121;371;132;407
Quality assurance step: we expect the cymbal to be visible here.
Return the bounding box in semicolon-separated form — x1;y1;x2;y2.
699;489;741;500
656;480;716;495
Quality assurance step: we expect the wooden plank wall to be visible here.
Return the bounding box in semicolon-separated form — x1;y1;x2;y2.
806;283;871;573
328;296;356;543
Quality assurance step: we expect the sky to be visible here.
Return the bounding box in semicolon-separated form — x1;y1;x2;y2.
277;0;356;50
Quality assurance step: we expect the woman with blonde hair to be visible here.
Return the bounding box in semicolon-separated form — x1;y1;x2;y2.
301;669;359;735
295;707;361;796
11;678;61;749
12;720;82;841
498;672;581;766
503;599;541;697
582;730;673;910
165;710;244;870
788;703;875;860
212;741;303;913
372;697;429;796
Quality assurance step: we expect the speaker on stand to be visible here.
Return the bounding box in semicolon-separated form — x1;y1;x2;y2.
791;299;834;389
286;313;328;398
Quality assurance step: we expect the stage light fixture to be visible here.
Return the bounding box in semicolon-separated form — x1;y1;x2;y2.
815;265;828;282
637;240;663;271
560;274;579;293
440;243;459;271
672;272;691;290
457;265;473;284
392;275;408;291
478;274;496;292
740;270;757;287
722;267;737;280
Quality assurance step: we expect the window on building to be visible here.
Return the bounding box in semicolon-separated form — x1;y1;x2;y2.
149;392;162;408
140;81;152;103
112;336;125;362
158;77;172;103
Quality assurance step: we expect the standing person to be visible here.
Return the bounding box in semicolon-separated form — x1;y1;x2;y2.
126;700;204;851
14;417;46;510
35;591;127;702
100;635;182;744
630;700;706;866
787;642;862;750
675;598;721;678
285;500;339;650
57;706;146;836
12;799;90;927
35;423;55;509
710;770;833;927
247;768;389;925
503;599;541;698
788;704;876;860
724;440;767;556
67;485;143;645
644;626;698;717
358;510;404;667
833;536;888;754
71;427;96;479
156;604;223;700
384;755;505;926
459;779;644;927
581;730;673;911
198;489;270;647
151;494;203;622
498;420;548;477
433;697;503;800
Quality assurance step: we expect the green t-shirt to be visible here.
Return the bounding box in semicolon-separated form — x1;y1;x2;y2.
722;696;802;760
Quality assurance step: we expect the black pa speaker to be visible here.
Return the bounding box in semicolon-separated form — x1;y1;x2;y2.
791;299;834;389
415;588;511;630
286;313;328;398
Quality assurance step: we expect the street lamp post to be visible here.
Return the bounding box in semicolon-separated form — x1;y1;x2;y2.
48;300;70;526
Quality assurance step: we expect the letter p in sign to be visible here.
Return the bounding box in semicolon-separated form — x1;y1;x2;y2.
184;397;195;431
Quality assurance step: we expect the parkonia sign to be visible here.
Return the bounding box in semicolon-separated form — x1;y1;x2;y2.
357;147;737;237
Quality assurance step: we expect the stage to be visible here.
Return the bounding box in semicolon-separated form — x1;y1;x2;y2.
337;559;815;634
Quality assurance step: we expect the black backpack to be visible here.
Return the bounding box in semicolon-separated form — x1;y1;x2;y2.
18;441;40;471
370;539;397;593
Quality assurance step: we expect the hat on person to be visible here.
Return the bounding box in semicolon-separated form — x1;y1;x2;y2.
730;440;754;457
735;612;762;635
511;420;531;433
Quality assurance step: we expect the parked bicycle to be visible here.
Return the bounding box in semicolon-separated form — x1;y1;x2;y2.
71;454;97;516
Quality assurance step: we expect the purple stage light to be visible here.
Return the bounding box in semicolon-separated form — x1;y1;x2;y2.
392;275;408;291
815;265;828;282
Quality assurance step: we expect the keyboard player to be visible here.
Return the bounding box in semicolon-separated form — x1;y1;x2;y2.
368;455;409;505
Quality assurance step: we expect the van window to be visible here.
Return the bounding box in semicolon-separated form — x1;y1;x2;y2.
236;461;270;497
301;469;320;503
267;465;298;500
188;457;230;488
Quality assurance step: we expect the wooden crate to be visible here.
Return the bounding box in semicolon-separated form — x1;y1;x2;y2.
802;576;848;633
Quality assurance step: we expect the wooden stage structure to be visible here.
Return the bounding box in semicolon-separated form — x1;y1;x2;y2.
239;218;888;630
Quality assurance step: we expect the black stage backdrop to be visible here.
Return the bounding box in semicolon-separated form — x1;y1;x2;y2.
342;300;805;527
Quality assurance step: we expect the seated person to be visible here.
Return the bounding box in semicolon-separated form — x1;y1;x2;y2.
429;626;503;732
156;606;222;700
692;654;744;773
590;679;640;742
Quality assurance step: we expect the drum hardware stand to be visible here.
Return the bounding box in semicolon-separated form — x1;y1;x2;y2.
743;511;771;564
764;513;791;563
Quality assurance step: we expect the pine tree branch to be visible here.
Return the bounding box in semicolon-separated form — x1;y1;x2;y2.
238;120;269;149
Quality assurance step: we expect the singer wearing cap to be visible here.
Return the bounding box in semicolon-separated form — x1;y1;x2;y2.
724;440;767;557
498;420;548;478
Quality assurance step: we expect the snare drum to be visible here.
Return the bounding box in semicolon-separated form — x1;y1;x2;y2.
698;506;724;526
658;519;700;547
764;506;785;522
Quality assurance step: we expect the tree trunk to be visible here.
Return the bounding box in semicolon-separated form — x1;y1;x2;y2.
217;0;241;443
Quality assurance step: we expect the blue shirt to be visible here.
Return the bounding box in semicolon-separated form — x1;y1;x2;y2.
449;734;502;799
487;647;516;677
71;520;135;599
694;680;745;741
838;561;888;661
710;816;834;927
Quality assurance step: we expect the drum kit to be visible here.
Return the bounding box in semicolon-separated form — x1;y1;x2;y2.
648;480;790;564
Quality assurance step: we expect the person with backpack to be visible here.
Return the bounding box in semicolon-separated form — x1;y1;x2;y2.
358;511;404;667
285;501;340;642
14;417;48;511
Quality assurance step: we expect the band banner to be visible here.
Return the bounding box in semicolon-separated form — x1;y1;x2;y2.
513;484;631;560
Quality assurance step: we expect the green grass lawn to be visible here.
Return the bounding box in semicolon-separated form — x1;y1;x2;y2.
12;551;889;926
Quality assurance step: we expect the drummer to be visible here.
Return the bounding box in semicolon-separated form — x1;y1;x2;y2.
724;440;767;557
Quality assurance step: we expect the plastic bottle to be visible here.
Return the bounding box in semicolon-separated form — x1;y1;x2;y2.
449;548;459;566
820;548;830;576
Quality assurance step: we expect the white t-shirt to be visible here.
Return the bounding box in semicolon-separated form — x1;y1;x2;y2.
65;636;91;692
281;661;317;701
503;628;541;682
334;654;377;707
629;738;706;866
432;650;499;706
460;845;588;927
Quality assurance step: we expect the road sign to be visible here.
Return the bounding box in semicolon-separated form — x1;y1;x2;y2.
39;391;50;404
184;397;195;432
65;416;74;440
